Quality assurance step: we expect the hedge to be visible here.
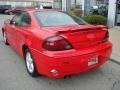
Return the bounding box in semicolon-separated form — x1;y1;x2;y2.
82;15;107;25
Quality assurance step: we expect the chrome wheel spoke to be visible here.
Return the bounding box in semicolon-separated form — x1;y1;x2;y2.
3;32;6;43
26;52;34;73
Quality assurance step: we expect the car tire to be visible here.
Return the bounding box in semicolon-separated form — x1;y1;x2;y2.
25;48;39;77
9;12;13;15
3;31;9;45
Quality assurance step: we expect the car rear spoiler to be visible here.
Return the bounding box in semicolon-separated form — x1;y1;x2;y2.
56;25;108;34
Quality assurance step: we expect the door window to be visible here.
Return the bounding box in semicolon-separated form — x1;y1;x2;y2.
11;13;23;26
11;12;31;27
21;12;31;26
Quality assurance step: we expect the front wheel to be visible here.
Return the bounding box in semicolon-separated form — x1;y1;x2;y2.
9;12;13;15
25;49;39;77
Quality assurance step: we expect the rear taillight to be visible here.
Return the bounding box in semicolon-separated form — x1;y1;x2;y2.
102;30;109;42
43;36;73;51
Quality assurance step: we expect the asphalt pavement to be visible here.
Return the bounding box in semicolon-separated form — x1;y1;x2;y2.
0;15;120;90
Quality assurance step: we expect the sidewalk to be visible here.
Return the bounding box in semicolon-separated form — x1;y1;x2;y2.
109;27;120;64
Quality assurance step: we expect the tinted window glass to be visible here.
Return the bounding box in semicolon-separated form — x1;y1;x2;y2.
11;13;23;26
11;12;31;27
21;12;31;26
35;11;87;27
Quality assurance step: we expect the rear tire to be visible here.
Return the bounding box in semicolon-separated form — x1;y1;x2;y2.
24;49;39;77
3;31;9;45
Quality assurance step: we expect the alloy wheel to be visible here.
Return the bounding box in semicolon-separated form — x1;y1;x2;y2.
25;51;34;74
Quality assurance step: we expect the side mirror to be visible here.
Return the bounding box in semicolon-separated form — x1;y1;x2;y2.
11;21;17;25
4;19;11;24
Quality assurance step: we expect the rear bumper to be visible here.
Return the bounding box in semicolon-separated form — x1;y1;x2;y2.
30;42;112;78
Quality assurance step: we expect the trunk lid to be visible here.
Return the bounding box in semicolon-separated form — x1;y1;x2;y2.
42;25;108;50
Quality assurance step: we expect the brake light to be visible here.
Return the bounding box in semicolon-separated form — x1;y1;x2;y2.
43;36;73;51
102;30;109;42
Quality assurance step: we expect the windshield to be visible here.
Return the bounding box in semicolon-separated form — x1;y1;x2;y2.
34;11;87;27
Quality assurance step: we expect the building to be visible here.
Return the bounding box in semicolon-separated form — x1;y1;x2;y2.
0;0;119;27
53;0;108;16
59;0;119;27
108;0;120;27
53;0;84;13
0;0;53;7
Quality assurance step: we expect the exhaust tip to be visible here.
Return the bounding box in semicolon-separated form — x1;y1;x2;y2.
64;75;72;79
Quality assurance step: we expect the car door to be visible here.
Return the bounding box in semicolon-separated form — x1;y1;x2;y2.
15;12;32;55
6;12;23;50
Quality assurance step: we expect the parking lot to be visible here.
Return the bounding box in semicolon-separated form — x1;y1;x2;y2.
0;15;120;90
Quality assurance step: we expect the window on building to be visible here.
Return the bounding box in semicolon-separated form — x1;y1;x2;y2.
84;0;109;17
116;0;120;26
53;0;62;10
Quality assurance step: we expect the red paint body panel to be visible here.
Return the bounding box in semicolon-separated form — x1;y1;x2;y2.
30;42;112;78
2;9;112;78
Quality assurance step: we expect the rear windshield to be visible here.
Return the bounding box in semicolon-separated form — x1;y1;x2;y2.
34;11;87;27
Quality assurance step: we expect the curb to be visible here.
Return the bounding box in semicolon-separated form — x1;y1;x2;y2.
110;58;120;65
110;54;120;65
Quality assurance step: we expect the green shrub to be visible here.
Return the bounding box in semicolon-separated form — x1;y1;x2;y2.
70;7;83;17
82;15;107;25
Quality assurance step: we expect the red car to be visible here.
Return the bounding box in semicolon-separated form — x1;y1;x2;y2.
2;9;112;78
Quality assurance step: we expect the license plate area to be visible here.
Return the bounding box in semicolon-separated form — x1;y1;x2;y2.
88;57;98;66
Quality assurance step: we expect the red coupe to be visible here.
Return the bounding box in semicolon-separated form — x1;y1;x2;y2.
2;9;112;78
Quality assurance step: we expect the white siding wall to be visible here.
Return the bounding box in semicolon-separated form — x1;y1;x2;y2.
62;0;66;11
82;0;84;16
108;0;116;27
